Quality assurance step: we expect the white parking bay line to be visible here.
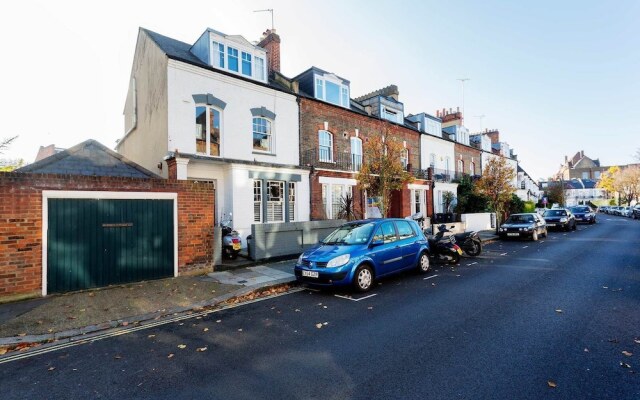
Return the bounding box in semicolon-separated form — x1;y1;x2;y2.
423;274;439;280
522;246;529;249
500;253;508;256
334;293;378;302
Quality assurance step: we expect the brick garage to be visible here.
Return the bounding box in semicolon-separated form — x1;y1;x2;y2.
0;172;215;301
300;97;429;219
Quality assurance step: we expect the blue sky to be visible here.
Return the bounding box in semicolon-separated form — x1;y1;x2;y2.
1;0;638;179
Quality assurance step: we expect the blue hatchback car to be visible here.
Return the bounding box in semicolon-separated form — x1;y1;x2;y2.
294;218;431;292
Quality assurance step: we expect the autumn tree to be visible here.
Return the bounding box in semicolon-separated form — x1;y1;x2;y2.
614;166;640;205
597;166;620;203
357;134;413;217
546;181;566;207
474;156;515;233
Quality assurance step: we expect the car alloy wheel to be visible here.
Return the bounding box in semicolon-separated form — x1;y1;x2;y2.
532;230;539;241
417;252;430;273
354;265;373;292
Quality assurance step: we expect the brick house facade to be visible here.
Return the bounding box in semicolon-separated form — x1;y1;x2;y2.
0;172;215;301
299;97;431;221
454;142;482;179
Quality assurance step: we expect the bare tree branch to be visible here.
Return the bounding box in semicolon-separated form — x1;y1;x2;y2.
0;135;18;155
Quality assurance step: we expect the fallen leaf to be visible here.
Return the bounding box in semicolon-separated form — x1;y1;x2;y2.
88;292;95;297
167;353;174;359
67;316;76;320
602;286;608;289
635;339;640;344
203;328;209;332
178;344;187;349
555;309;563;313
148;335;156;339
114;355;122;360
431;283;436;286
37;320;43;325
620;361;632;369
295;309;301;312
196;347;208;352
367;307;373;310
79;309;86;312
316;323;323;329
237;329;243;332
17;333;26;337
48;367;56;371
47;329;53;333
121;321;128;326
547;380;557;388
584;348;589;352
216;320;222;323
0;348;7;355
323;322;328;326
622;351;633;357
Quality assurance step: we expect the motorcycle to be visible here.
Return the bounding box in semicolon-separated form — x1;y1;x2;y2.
220;218;242;260
410;213;462;264
449;228;482;257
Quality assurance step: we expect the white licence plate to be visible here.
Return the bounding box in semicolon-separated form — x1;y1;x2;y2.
232;243;241;251
507;233;520;237
547;223;556;227
302;270;319;278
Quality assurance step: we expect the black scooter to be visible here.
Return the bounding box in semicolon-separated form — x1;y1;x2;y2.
411;214;462;264
451;229;482;256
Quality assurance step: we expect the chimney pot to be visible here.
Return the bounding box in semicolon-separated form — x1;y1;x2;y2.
257;29;281;76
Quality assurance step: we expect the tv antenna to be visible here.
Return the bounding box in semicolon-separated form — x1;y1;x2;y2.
474;114;486;131
254;9;274;30
457;78;470;125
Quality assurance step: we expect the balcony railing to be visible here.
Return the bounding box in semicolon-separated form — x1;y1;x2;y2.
301;149;362;172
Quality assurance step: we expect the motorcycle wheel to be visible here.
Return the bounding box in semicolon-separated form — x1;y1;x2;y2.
449;252;460;264
465;240;482;257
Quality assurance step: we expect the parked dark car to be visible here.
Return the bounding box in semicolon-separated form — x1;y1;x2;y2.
295;218;430;292
569;206;596;224
499;213;547;241
633;205;640;220
542;208;577;231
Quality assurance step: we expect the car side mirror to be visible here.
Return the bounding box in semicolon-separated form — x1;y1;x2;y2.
370;239;384;247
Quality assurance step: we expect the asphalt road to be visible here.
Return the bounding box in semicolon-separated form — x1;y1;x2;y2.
1;215;639;399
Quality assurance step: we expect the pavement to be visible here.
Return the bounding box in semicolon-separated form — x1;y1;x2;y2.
0;231;498;350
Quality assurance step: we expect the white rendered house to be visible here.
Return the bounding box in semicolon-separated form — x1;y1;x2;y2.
118;28;310;246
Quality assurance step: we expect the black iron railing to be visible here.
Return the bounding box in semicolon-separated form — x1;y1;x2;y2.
301;149;362;172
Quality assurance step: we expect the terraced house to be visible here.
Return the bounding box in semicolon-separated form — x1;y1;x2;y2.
117;27;310;247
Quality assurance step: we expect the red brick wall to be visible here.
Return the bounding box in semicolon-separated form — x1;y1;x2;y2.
300;97;427;219
0;172;215;300
454;143;482;177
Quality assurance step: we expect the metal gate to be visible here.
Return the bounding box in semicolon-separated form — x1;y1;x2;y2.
47;198;174;293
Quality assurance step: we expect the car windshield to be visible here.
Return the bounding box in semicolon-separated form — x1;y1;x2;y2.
570;207;589;213
322;222;375;245
544;210;566;217
505;214;534;224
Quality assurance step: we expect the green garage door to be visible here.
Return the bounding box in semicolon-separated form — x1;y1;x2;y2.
47;198;174;293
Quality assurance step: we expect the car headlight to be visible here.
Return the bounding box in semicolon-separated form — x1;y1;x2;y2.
560;217;568;223
297;253;304;264
326;254;351;268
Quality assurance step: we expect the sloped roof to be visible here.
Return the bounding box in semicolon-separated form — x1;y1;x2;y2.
17;139;160;178
142;28;294;94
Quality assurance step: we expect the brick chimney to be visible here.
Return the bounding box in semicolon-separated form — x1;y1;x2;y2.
257;29;280;76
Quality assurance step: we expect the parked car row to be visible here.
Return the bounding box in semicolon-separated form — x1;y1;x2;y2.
600;205;640;219
499;206;593;241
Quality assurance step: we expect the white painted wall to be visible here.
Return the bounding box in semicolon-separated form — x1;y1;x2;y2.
186;159;309;247
461;212;496;232
481;152;518;188
167;60;300;166
421;134;455;171
117;30;169;177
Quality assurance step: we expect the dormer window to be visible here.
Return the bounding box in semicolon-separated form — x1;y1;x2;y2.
227;47;239;72
241;52;252;76
212;42;225;68
383;107;402;123
315;76;349;108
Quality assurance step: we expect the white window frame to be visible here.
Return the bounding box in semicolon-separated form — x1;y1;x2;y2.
350;137;362;171
241;51;252;76
470;161;476;176
253;180;262;222
227;46;239;72
288;182;296;222
458;159;464;174
314;74;349;107
195;104;223;157
319;130;333;162
252;117;274;154
212;41;225;68
255;56;265;80
266;181;285;223
400;148;409;170
319;177;357;219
